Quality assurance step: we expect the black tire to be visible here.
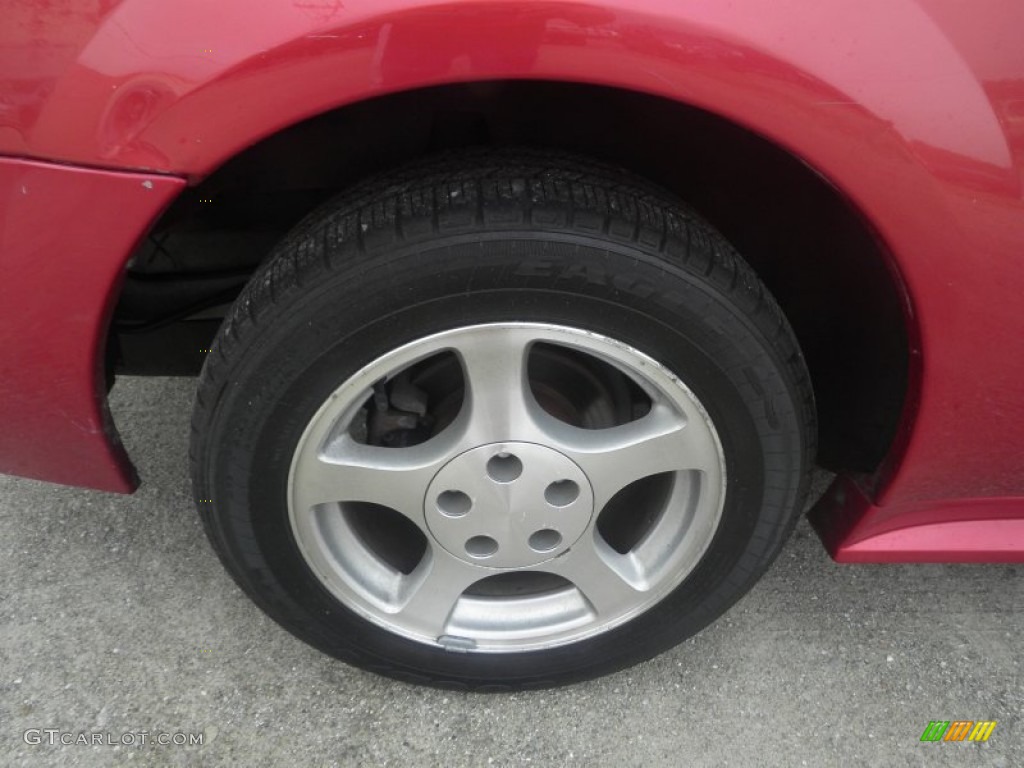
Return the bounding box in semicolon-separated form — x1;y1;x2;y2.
191;149;815;690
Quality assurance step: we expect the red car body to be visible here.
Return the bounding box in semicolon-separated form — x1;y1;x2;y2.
1;0;1023;563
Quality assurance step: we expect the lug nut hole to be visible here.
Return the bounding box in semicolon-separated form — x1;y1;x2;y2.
544;479;580;507
487;453;523;483
465;535;499;558
437;490;472;517
528;529;562;553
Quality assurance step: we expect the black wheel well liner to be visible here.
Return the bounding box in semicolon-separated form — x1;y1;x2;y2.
116;79;911;474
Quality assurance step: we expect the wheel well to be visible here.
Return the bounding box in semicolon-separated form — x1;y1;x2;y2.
114;80;910;474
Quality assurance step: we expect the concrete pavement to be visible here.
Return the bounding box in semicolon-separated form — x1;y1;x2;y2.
1;376;1020;767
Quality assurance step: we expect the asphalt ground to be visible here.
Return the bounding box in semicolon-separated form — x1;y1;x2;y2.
1;376;1020;767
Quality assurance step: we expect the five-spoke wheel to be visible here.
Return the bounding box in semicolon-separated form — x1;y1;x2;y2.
288;324;725;651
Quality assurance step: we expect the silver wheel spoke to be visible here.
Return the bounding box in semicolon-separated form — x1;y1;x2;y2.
453;329;539;442
395;550;482;639
551;404;716;508
547;537;645;618
291;439;450;526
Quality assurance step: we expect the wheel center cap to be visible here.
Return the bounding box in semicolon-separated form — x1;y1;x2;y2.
424;442;595;568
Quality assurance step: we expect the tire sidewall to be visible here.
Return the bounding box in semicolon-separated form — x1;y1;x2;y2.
199;236;805;687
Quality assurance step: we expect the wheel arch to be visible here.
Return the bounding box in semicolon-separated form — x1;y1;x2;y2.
120;79;915;483
74;0;1003;500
